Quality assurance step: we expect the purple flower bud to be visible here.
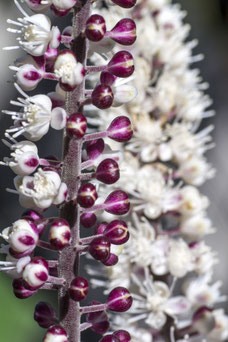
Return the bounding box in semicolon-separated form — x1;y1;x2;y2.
104;220;129;245
108;51;134;78
43;325;68;342
108;19;136;46
3;218;39;256
102;253;119;266
44;48;58;72
92;85;114;109
86;15;106;42
96;159;120;184
34;302;57;328
49;218;71;250
66;113;87;139
107;116;133;142
89;236;111;262
69;277;89;301
113;330;131;342
111;0;137;8
86;301;110;335
80;212;97;228
16;64;43;91
100;71;117;86
12;278;37;299
77;183;98;208
94;222;108;235
107;287;133;312
99;335;120;342
104;190;130;215
23;257;49;291
86;139;105;161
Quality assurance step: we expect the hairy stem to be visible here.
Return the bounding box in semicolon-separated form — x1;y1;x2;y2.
58;1;91;342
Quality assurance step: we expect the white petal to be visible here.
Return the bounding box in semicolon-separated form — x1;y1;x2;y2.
51;107;67;130
165;296;191;315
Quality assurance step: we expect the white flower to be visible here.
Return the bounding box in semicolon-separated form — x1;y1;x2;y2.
208;309;228;341
54;51;85;91
4;84;67;141
14;168;67;209
180;214;215;239
178;155;215;186
5;1;60;56
134;165;181;219
179;186;209;217
130;270;190;330
190;241;218;275
0;254;31;279
183;274;226;308
167;239;193;278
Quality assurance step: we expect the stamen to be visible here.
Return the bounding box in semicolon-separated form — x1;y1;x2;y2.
14;0;29;18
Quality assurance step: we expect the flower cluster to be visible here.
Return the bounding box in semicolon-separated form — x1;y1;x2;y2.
86;1;228;341
0;0;139;341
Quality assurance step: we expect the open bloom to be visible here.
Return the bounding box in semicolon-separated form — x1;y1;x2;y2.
5;1;60;56
14;168;68;209
4;84;67;141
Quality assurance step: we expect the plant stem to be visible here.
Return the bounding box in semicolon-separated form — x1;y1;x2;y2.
58;1;91;342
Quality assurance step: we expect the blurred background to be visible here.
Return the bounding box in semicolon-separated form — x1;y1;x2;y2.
0;0;228;341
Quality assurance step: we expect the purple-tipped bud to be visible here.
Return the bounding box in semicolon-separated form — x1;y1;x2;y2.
86;139;105;161
107;116;133;142
99;335;120;342
108;19;136;46
104;190;130;215
102;253;119;266
92;85;114;109
21;210;45;236
69;277;89;301
34;302;57;328
49;218;71;250
86;301;110;335
21;0;50;12
108;51;134;78
96;159;120;184
12;278;37;299
107;287;133;312
192;307;215;335
100;71;117;86
3;218;39;256
23;257;49;290
66;113;87;139
86;15;106;42
104;220;129;245
80;212;97;228
44;47;58;72
111;0;137;8
16;64;43;91
94;222;108;235
113;330;131;342
89;236;111;262
77;183;98;208
43;325;68;342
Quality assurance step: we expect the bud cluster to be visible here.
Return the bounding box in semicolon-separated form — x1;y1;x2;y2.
0;0;138;341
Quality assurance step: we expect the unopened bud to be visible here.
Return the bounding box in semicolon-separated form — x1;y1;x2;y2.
113;330;131;342
102;253;119;266
100;71;116;86
92;85;114;109
23;257;49;290
104;190;130;215
96;158;120;184
66;113;87;139
86;15;106;42
99;335;120;342
107;116;133;142
108;51;134;78
43;325;68;342
77;183;98;208
86;301;110;335
34;302;57;328
111;0;137;8
12;278;37;299
104;220;129;245
89;236;111;262
108;19;136;46
94;222;108;235
80;212;97;229
86;139;105;161
49;218;71;250
69;277;89;301
107;287;132;312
